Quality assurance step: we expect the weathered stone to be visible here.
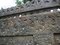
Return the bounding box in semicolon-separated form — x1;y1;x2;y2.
0;0;60;16
0;11;60;45
0;0;60;45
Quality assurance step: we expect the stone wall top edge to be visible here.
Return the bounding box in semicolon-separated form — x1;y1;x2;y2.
0;0;60;17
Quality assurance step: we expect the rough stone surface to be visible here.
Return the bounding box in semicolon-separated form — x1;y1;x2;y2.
0;0;60;16
0;0;60;45
0;10;60;45
0;36;33;45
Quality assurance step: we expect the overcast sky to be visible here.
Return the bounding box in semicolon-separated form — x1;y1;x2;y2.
0;0;16;9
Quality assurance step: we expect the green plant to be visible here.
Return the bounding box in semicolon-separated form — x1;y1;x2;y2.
16;0;32;6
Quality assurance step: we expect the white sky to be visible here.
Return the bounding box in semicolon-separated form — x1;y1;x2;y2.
0;0;16;9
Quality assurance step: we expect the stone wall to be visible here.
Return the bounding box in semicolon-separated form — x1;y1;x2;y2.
0;0;60;17
0;11;60;45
